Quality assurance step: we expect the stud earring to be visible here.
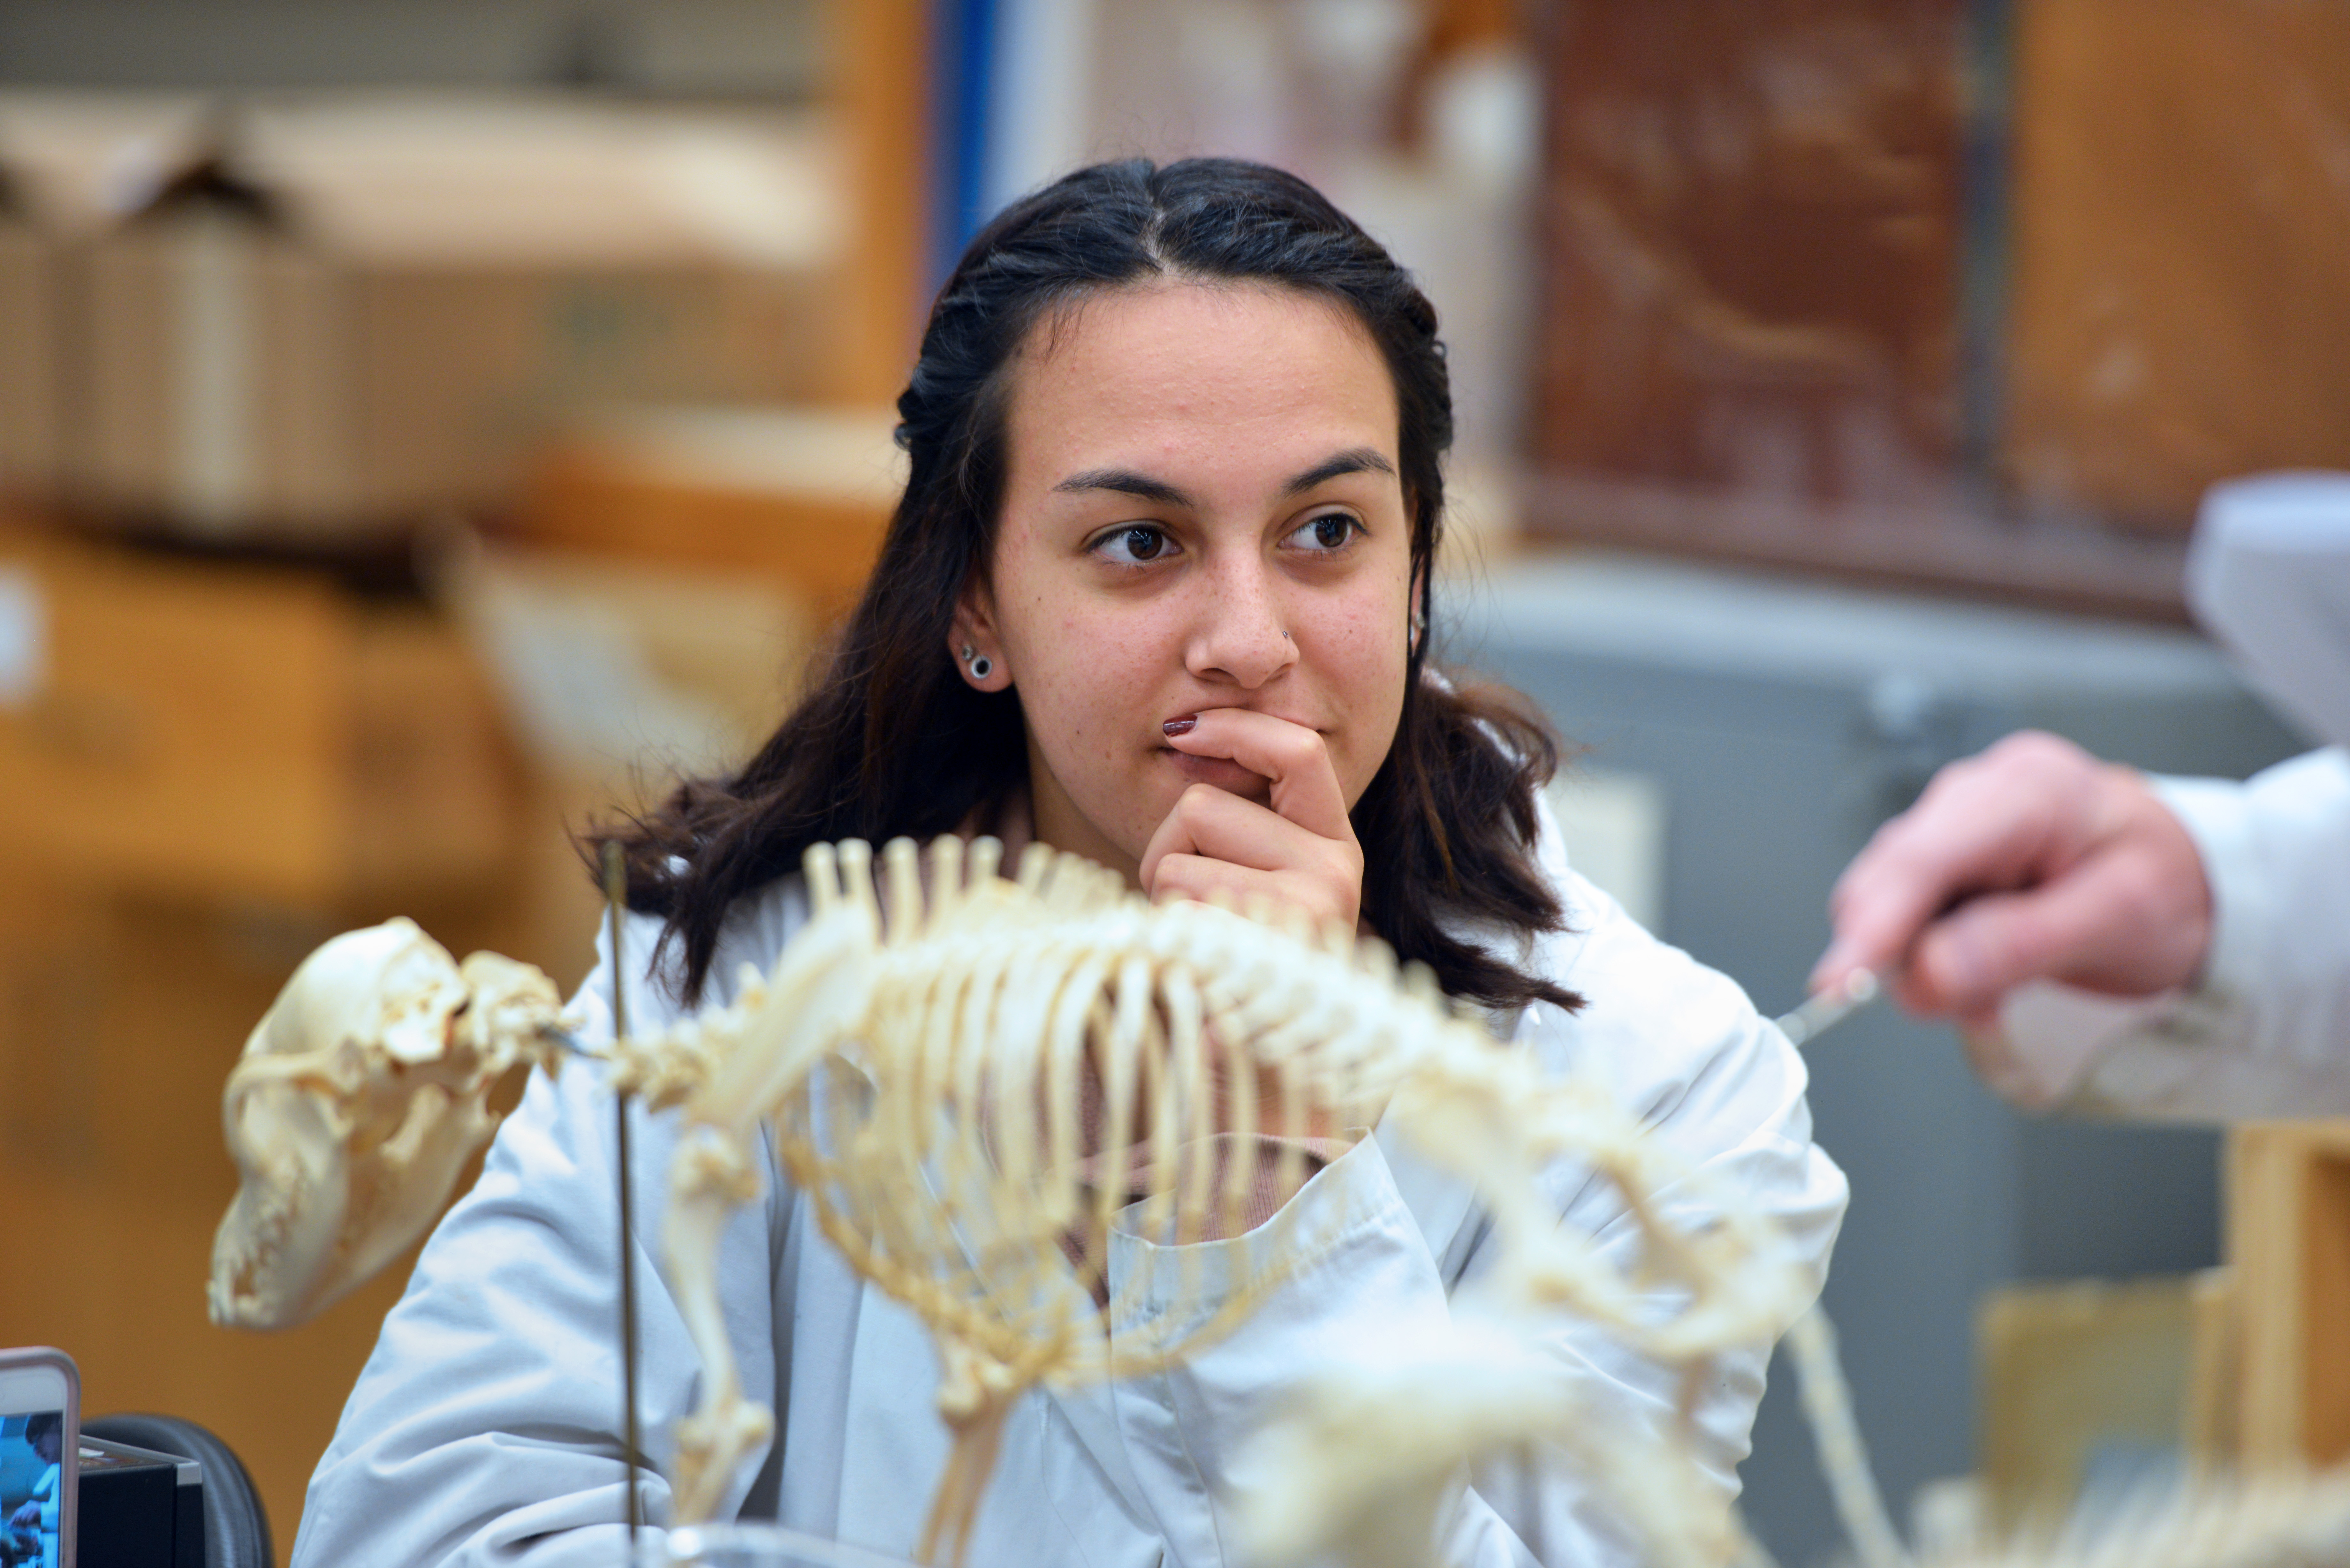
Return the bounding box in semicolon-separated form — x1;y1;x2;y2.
971;655;992;680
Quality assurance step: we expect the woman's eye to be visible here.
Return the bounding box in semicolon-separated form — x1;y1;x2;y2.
1093;525;1175;565
1287;514;1360;553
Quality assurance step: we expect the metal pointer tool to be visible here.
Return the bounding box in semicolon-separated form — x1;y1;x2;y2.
1775;968;1884;1049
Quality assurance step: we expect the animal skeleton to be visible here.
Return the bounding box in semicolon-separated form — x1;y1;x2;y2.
208;837;1815;1564
209;917;572;1331
223;837;2350;1568
590;833;1813;1563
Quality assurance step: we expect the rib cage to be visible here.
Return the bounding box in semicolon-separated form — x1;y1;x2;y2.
787;836;1409;1376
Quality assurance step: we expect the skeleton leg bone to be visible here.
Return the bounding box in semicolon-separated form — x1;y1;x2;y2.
662;1123;774;1525
661;861;888;1524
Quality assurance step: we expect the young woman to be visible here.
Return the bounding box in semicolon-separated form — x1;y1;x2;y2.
292;159;1846;1568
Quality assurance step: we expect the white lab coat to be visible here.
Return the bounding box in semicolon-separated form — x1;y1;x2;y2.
291;813;1848;1568
1995;748;2350;1119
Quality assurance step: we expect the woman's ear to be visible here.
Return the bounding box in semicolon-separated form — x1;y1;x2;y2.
949;588;1013;691
1408;561;1429;660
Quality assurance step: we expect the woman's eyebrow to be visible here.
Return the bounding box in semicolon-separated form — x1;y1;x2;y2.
1052;468;1195;507
1051;448;1392;507
1282;447;1394;495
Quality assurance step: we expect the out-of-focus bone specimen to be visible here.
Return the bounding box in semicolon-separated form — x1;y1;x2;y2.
601;835;1813;1564
1234;1311;1742;1568
208;917;571;1330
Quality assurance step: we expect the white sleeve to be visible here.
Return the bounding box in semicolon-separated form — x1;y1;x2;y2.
1998;748;2350;1120
1097;870;1847;1568
291;911;785;1568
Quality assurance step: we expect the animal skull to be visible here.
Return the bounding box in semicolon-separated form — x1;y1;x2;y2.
208;917;569;1330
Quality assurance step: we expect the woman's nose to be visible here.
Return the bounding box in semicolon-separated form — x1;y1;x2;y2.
1186;562;1298;689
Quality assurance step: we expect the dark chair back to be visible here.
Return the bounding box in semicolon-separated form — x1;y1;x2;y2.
82;1413;273;1568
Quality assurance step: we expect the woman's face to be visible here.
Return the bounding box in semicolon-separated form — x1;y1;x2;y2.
961;280;1416;884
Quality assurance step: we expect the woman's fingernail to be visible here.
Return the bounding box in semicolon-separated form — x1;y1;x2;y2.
1163;716;1197;737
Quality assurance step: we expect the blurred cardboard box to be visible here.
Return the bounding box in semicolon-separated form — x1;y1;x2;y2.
0;177;58;503
0;524;518;907
0;90;212;236
0;92;233;510
2005;0;2350;528
53;94;848;542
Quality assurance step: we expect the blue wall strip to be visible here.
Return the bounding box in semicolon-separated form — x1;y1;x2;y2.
932;0;999;290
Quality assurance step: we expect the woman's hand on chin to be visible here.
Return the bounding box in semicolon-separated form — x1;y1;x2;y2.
1138;708;1365;930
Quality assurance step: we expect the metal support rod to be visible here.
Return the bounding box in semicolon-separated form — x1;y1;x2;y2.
604;841;643;1543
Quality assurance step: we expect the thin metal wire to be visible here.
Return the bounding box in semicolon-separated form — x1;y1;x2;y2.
605;840;643;1542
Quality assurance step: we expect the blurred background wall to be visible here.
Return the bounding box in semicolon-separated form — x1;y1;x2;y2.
0;2;2340;1563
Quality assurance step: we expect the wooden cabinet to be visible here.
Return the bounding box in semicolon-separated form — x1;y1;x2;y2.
2006;0;2350;532
1528;0;2350;618
0;883;542;1568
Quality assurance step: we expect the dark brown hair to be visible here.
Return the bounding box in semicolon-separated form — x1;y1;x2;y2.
601;157;1580;1014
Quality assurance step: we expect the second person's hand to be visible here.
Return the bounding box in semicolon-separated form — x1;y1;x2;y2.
1811;730;2213;1029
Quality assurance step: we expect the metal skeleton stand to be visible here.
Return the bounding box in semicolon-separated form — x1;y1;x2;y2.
605;842;645;1545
